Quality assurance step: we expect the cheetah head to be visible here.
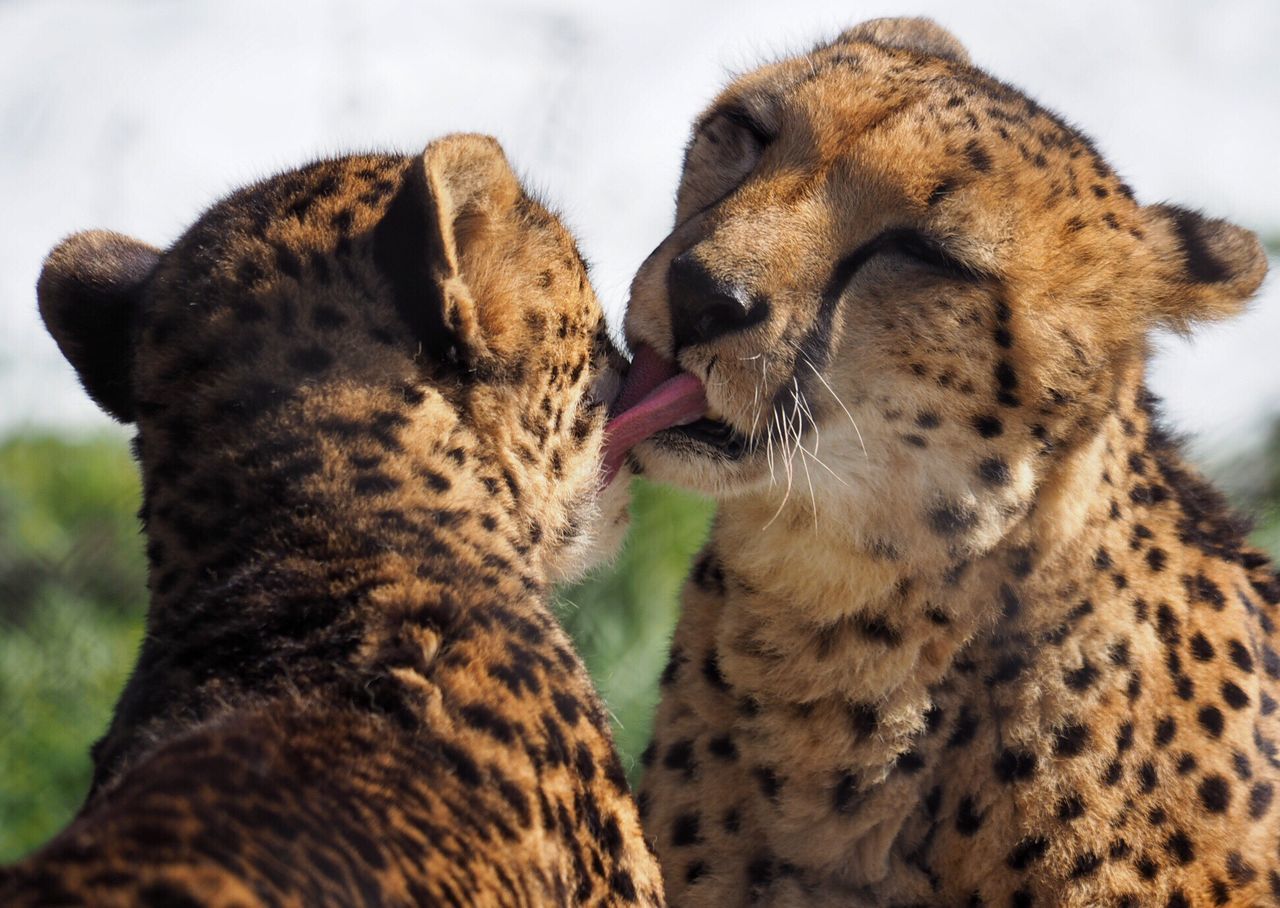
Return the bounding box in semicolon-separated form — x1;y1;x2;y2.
38;135;629;588
614;18;1267;566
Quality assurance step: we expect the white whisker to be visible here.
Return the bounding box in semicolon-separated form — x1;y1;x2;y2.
803;355;868;459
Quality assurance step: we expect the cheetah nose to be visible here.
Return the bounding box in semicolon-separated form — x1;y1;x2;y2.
667;252;768;352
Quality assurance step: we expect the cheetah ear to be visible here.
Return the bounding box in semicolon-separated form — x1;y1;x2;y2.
1139;204;1268;330
835;17;970;64
37;230;159;423
373;133;522;367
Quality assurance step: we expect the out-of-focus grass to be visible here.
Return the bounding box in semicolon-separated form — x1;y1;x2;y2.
0;435;146;860
556;481;714;769
0;429;1276;862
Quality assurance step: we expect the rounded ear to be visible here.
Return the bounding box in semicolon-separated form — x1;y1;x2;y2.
372;133;522;368
37;230;159;422
1140;204;1268;331
835;17;970;65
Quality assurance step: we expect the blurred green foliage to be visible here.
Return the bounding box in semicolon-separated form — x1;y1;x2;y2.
1;429;1277;862
0;435;146;859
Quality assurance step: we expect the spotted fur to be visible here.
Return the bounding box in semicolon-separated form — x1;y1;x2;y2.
624;19;1276;906
1;135;660;906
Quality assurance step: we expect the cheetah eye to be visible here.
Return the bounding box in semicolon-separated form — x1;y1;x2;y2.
674;106;771;224
826;227;990;302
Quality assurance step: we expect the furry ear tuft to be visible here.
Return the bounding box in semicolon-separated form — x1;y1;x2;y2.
373;134;522;367
37;230;159;422
836;17;970;65
1141;204;1268;330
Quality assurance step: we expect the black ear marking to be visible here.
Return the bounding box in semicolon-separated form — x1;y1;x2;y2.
37;230;160;422
1142;204;1268;328
1163;205;1234;283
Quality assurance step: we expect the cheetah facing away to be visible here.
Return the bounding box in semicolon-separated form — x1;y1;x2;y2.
609;17;1279;907
1;135;662;906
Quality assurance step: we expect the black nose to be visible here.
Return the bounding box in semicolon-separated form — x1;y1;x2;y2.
667;252;766;352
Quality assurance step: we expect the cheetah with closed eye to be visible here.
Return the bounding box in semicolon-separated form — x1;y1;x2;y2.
0;135;662;906
607;17;1278;907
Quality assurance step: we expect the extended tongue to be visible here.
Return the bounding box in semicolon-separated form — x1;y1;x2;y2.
602;344;707;484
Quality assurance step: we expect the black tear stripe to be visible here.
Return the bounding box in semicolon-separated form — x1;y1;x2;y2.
786;227;998;432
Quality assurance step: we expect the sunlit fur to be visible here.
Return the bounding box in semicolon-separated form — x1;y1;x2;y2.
628;18;1278;907
2;136;658;906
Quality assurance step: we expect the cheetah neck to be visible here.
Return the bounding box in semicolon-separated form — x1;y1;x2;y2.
94;383;572;793
685;376;1191;883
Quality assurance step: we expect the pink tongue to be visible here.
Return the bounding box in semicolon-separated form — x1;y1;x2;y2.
602;344;707;484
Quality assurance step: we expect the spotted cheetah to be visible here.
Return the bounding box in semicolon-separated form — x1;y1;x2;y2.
607;18;1278;907
1;135;662;906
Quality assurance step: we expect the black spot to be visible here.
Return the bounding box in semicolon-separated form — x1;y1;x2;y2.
743;856;780;902
1165;830;1195;864
1155;716;1177;747
1138;761;1158;793
854;614;902;646
978;457;1011;486
1222;680;1250;709
609;869;637;901
1190;632;1215;661
1147;548;1167;572
1063;659;1099;691
1006;836;1049;870
849;702;880;738
987;654;1026;685
965;140;993;173
671;812;702;846
708;734;738;761
702;651;730;692
663;739;696;777
1248;781;1274;819
1057;793;1085;821
973;414;1004;438
1228;639;1254;673
948;708;980;749
994;748;1037;783
1199;774;1230;813
754;766;781;801
929;502;979;537
1070;852;1103;879
1198;705;1225;738
1116;722;1135;752
955;796;985;835
1053;721;1089;757
832;772;860;814
1227;852;1257;886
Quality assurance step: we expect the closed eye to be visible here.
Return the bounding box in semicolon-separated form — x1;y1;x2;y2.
823;228;991;304
675;105;772;224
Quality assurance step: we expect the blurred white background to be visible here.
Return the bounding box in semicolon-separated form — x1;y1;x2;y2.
2;0;1277;459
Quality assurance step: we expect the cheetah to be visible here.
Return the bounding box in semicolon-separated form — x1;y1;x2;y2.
607;18;1278;907
0;135;663;906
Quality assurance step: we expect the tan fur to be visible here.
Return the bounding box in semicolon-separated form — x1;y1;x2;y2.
626;19;1277;906
2;135;659;906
